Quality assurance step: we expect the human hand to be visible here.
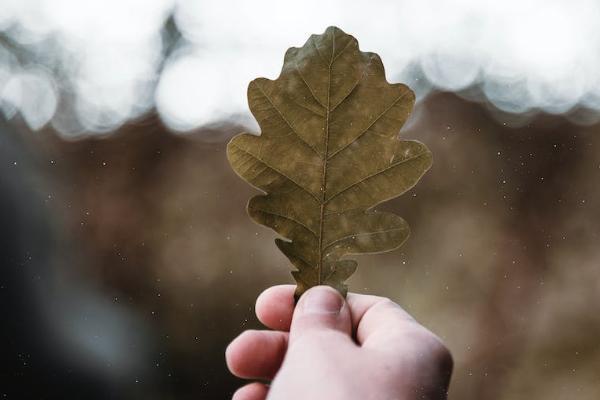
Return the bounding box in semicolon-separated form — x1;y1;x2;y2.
226;285;453;400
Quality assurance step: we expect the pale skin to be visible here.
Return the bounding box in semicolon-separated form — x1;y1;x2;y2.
226;285;453;400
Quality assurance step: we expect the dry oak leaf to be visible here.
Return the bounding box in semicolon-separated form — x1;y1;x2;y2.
227;26;432;298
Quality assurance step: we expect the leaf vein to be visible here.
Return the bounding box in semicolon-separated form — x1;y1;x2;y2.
323;226;407;250
327;90;411;160
325;151;428;203
332;38;354;63
255;84;322;156
330;78;359;111
311;38;326;64
230;142;321;202
294;63;327;109
254;209;318;237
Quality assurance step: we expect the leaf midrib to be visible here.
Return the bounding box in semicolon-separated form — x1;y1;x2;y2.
316;31;336;284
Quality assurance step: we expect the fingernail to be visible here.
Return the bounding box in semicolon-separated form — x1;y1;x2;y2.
302;286;344;315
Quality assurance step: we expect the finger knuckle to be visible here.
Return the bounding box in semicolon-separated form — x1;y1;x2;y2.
424;334;453;371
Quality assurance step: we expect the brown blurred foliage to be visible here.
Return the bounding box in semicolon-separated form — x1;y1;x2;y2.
20;92;600;399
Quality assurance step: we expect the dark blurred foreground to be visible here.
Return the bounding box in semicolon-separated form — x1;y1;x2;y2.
1;92;600;399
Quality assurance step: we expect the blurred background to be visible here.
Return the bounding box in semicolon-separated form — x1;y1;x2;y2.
1;0;600;399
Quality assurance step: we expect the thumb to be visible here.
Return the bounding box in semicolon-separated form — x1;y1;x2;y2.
289;286;352;344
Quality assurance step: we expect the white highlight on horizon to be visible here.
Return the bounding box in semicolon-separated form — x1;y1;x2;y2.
1;0;600;135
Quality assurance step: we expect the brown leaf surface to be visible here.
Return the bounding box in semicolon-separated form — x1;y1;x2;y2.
227;26;432;298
